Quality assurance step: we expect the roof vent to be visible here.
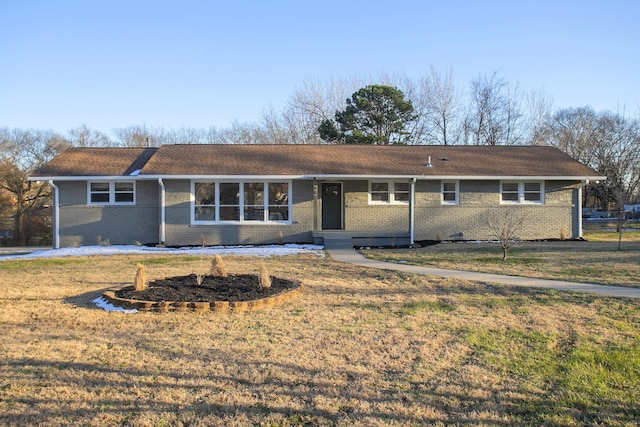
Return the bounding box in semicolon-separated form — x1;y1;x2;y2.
426;155;432;168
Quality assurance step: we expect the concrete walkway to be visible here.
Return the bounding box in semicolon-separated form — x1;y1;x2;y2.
327;248;640;300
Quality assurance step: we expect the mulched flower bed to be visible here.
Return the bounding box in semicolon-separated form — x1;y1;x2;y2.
116;274;296;302
105;274;302;312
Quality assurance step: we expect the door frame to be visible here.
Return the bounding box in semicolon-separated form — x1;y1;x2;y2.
321;182;343;230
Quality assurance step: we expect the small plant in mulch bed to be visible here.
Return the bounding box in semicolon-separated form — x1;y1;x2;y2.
134;263;148;291
210;254;227;277
259;261;271;289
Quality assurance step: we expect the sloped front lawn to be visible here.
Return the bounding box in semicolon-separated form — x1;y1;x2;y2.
1;253;639;426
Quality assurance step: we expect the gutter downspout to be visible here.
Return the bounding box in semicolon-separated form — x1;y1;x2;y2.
578;182;584;238
158;178;166;245
313;178;318;233
410;178;416;245
48;180;60;249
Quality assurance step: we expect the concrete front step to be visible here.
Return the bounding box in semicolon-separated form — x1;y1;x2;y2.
321;237;354;250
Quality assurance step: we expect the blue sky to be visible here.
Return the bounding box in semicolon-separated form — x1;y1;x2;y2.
1;0;638;136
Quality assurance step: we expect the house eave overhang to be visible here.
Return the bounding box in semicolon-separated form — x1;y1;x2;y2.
30;174;607;182
302;174;608;181
29;175;149;182
29;174;309;181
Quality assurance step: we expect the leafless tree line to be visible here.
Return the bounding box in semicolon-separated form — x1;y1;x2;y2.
14;69;552;147
0;69;638;245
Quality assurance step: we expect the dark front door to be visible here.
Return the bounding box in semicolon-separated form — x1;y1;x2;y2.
322;183;342;230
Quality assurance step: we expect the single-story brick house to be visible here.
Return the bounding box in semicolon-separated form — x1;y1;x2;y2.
30;144;604;248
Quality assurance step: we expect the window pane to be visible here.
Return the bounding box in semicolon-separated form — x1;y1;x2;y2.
269;183;288;205
90;182;110;203
115;193;134;202
195;207;215;221
394;183;409;192
443;192;456;201
220;183;239;205
219;206;239;221
269;206;289;221
393;182;409;202
91;193;109;203
443;182;456;192
371;192;389;202
115;182;134;192
371;183;388;192
524;182;540;192
113;182;134;203
502;192;519;201
244;182;264;205
195;183;215;205
502;183;518;192
244;207;265;221
91;182;109;192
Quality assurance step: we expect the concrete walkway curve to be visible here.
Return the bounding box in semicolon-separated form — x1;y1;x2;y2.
327;248;640;300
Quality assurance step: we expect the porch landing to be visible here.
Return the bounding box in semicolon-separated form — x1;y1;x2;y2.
312;231;411;249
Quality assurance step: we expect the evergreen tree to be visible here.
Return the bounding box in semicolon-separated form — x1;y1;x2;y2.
319;85;416;144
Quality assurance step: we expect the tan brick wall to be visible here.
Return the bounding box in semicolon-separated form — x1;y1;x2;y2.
414;180;581;241
164;179;315;246
55;178;583;247
58;180;159;247
341;180;410;232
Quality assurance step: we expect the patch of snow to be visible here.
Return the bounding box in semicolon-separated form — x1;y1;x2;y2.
0;244;325;261
92;297;138;314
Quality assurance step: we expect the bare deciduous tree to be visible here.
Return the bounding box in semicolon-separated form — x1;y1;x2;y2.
592;111;640;248
412;66;463;145
538;107;599;166
525;89;554;145
112;125;160;147
487;208;527;261
464;72;524;145
0;128;70;245
67;125;113;147
283;77;362;144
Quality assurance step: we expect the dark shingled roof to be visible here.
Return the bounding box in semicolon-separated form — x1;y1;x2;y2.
32;147;158;177
31;144;603;179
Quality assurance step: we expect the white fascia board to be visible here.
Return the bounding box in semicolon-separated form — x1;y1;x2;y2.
304;174;607;181
29;175;143;182
427;175;608;181
140;174;306;180
30;174;306;181
304;174;419;180
32;174;607;182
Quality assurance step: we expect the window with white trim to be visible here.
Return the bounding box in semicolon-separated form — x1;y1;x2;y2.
369;181;410;204
192;181;290;223
370;182;389;202
441;181;459;205
501;181;544;204
219;183;240;221
393;182;410;202
194;182;215;221
89;181;135;204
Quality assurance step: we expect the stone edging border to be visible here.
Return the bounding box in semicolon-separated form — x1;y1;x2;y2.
102;280;303;312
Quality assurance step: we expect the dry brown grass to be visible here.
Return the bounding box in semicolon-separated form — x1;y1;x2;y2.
363;231;640;288
1;253;639;426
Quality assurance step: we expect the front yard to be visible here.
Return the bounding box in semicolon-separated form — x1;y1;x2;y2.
1;252;639;426
361;231;640;288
